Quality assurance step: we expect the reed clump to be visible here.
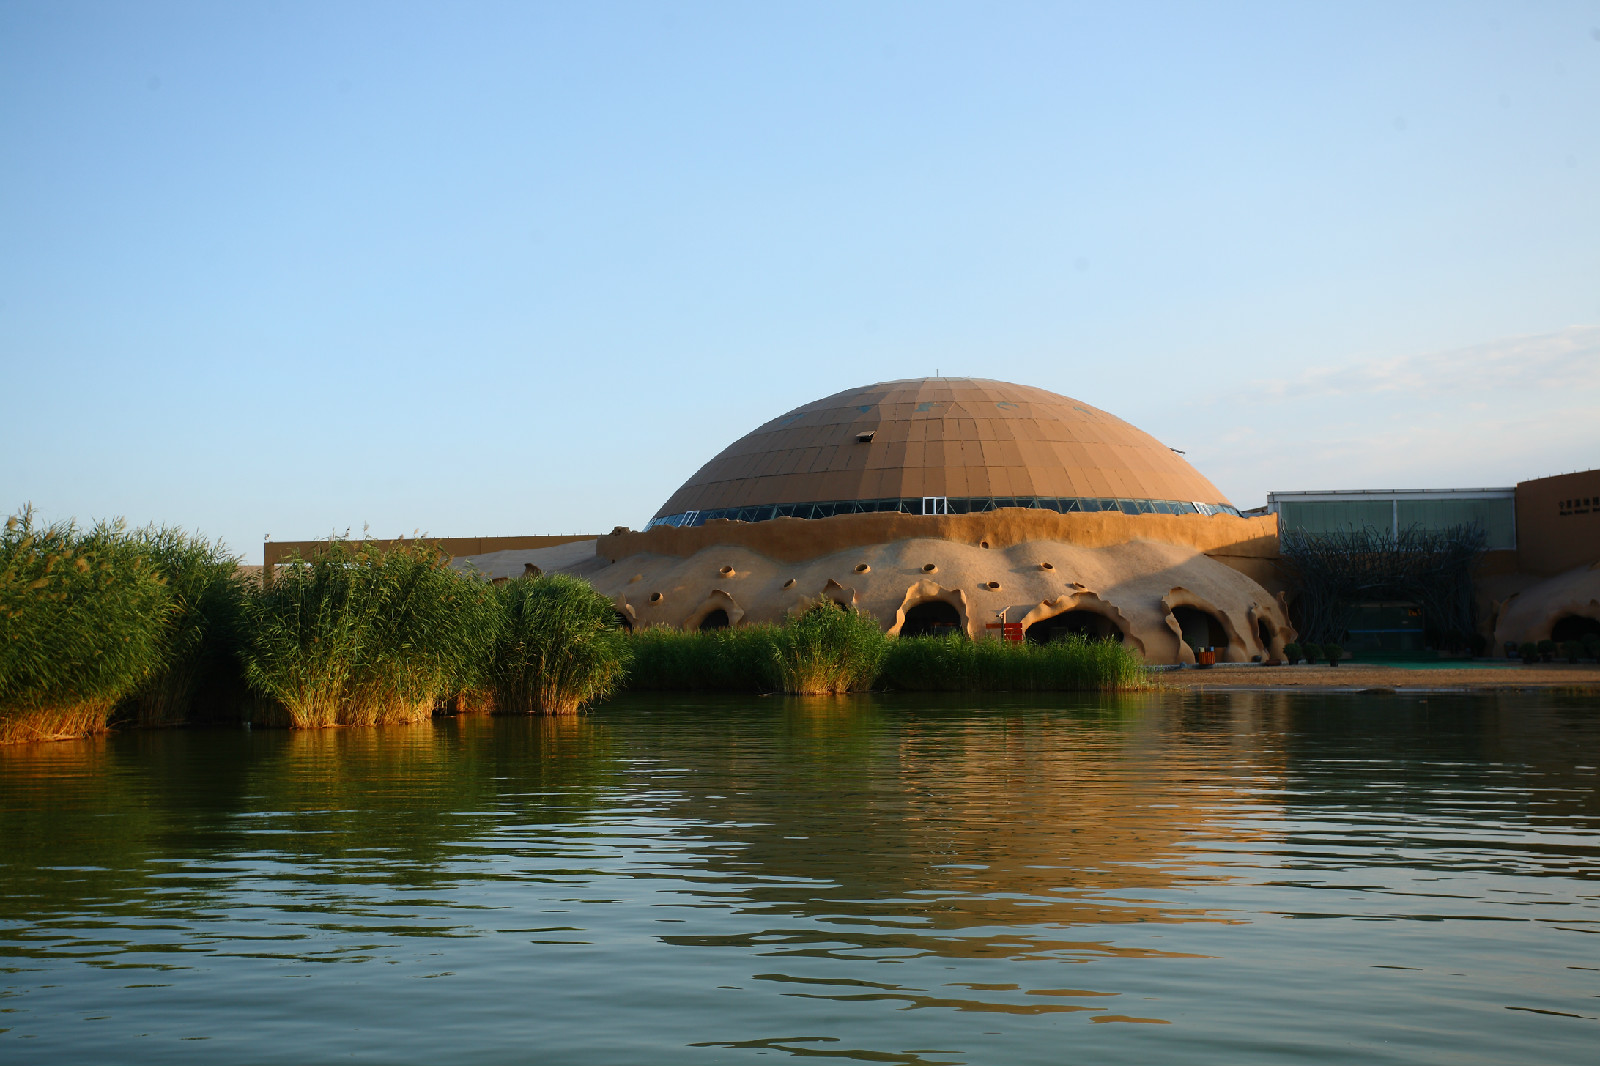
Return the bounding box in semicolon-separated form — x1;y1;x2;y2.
625;601;887;695
240;538;497;728
879;633;1147;692
488;574;632;715
1;506;174;743
122;526;249;727
770;600;887;694
626;625;783;691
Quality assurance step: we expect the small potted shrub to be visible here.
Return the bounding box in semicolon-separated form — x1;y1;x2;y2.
1324;643;1344;666
1283;642;1301;664
1561;640;1584;664
1301;642;1322;665
1519;641;1539;664
1537;638;1557;663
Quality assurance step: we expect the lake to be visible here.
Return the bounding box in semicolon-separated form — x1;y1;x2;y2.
2;692;1596;1063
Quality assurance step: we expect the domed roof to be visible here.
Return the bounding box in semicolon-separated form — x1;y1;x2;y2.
651;377;1235;526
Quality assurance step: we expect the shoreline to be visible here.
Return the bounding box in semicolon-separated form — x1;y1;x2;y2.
1156;661;1600;693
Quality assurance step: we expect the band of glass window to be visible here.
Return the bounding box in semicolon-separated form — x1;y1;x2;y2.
648;496;1242;529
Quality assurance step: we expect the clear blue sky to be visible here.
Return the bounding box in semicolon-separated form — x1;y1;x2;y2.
4;2;1597;562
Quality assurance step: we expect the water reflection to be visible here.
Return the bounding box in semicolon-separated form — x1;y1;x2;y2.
0;693;1596;1064
624;694;1277;962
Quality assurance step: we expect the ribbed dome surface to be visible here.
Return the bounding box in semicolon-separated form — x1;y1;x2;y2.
653;378;1231;520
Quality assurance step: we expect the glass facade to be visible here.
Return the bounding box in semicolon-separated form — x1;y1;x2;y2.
1277;499;1397;538
649;496;1242;530
1274;494;1515;550
1395;499;1516;550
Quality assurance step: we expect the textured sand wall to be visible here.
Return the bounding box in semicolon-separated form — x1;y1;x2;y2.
579;534;1293;666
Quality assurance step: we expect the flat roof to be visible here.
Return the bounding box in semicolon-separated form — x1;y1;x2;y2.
1267;488;1514;501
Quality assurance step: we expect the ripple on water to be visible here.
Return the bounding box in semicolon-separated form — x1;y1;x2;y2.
0;692;1597;1063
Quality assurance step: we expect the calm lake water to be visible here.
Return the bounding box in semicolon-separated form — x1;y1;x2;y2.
2;692;1597;1064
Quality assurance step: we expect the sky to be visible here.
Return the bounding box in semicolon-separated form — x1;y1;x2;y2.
3;1;1597;562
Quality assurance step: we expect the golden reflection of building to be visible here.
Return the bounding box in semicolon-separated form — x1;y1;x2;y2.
653;694;1290;963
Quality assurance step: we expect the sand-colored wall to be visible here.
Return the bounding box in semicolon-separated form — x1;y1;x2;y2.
582;524;1295;666
1492;562;1600;646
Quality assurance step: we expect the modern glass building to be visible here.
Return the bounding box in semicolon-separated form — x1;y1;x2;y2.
1266;488;1517;551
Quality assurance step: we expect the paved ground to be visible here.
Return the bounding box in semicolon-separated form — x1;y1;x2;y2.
1157;661;1600;692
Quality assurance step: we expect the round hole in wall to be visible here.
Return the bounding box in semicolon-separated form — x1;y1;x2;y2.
980;540;990;549
1040;562;1054;570
922;563;937;572
719;565;734;575
782;578;795;589
987;581;1002;590
649;592;663;603
854;563;870;573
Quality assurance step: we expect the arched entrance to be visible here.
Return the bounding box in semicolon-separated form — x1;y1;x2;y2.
1172;605;1228;650
901;600;963;638
1025;610;1123;644
698;609;730;631
1551;614;1600;643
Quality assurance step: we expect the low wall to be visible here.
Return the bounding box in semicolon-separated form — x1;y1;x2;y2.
263;534;599;582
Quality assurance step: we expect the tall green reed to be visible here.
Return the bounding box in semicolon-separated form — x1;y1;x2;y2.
626;600;887;695
879;633;1147;692
240;538;497;727
122;526;249;727
488;575;631;715
0;506;173;743
770;600;887;695
625;625;782;691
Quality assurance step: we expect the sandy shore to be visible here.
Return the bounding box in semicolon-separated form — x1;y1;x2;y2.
1156;661;1600;692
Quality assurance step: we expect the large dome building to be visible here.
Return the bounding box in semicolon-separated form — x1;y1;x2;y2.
579;377;1294;665
650;378;1240;528
264;375;1600;661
